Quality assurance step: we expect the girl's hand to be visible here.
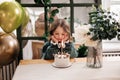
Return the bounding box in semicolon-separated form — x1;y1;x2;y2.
62;34;69;43
58;40;65;48
51;36;58;43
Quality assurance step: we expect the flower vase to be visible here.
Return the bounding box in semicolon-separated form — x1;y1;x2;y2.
86;41;102;68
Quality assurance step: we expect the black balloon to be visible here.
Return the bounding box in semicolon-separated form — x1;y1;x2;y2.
0;32;20;66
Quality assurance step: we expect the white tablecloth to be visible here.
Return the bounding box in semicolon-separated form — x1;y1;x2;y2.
12;60;120;80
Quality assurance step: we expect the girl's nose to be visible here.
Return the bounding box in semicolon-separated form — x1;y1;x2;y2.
58;35;63;41
59;35;62;38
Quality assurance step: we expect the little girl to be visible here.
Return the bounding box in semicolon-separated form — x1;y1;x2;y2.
42;19;78;60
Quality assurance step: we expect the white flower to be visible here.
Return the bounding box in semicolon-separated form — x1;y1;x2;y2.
73;24;98;47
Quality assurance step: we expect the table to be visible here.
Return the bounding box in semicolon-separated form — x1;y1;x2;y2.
12;58;120;80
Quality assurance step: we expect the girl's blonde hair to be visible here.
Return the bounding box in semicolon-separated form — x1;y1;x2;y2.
49;19;72;40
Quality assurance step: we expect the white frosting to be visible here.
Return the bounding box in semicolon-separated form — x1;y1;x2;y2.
54;54;70;67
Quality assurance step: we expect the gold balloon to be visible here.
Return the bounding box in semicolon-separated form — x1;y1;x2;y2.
0;1;24;33
0;32;20;66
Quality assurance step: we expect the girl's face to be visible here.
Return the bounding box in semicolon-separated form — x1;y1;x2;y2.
53;26;67;42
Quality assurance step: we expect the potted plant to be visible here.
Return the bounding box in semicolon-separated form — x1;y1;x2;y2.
88;6;120;41
86;5;120;68
77;44;88;57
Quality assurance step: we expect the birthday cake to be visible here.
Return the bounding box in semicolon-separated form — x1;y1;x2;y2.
53;53;71;67
52;41;71;67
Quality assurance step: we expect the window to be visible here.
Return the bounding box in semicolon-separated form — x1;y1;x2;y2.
19;0;97;60
102;0;120;57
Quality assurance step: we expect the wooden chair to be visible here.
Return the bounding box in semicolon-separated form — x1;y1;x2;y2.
32;41;44;59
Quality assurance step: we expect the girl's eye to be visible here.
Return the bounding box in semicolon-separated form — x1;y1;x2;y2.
54;33;59;35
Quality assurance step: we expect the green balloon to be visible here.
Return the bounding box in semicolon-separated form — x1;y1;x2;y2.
0;1;24;33
21;8;30;28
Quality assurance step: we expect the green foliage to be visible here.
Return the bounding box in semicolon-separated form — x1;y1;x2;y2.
42;31;50;41
34;0;51;5
48;9;59;23
77;44;88;57
88;6;120;41
34;0;62;23
34;0;62;40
